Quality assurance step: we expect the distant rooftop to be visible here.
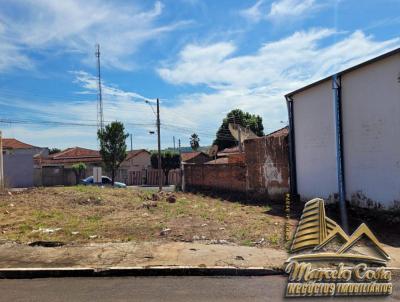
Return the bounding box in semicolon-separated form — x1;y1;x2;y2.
38;147;101;165
1;138;37;149
265;126;289;138
125;149;150;161
218;146;240;155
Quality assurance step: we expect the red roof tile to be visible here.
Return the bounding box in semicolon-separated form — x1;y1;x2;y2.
39;157;102;165
181;152;203;162
265;126;289;138
51;147;100;159
1;138;36;149
38;147;102;166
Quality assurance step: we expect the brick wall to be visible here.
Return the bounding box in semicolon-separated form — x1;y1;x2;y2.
183;132;289;200
184;163;246;192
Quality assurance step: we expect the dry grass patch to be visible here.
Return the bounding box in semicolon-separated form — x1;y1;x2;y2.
0;187;296;249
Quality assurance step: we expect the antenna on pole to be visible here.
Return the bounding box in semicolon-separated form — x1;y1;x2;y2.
95;44;104;133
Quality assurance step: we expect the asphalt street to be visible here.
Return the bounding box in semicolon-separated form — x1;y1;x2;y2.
0;276;399;302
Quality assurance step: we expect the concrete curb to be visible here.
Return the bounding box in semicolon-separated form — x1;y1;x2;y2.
0;266;284;279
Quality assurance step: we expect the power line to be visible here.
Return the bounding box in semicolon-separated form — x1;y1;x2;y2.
0;118;155;128
0;89;96;102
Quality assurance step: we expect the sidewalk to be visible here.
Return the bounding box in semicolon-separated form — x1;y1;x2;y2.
0;241;286;270
0;241;399;271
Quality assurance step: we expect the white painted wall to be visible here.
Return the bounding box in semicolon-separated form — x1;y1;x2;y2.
342;54;400;207
293;80;338;200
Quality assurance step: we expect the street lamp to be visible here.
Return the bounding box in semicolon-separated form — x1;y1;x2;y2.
145;99;162;192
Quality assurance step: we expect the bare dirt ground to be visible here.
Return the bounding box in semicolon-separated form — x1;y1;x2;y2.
0;186;297;249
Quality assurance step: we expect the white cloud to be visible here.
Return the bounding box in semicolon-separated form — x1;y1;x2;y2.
0;0;189;71
156;29;400;143
239;0;317;23
158;42;237;87
158;29;399;90
267;0;315;21
0;70;204;149
239;0;266;23
2;29;399;150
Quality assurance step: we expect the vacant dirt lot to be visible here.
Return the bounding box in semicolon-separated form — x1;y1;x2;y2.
0;187;296;249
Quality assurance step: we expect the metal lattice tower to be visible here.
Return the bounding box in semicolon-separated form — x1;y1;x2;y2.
95;44;104;132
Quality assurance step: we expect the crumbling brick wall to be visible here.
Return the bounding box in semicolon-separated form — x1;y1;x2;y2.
183;131;289;200
244;134;289;200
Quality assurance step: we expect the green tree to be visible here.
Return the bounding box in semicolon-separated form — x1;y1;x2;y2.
190;133;200;151
150;151;180;185
72;162;87;185
97;122;129;185
213;109;264;151
49;148;61;155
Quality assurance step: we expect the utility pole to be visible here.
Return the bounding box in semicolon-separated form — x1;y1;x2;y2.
156;98;162;192
95;44;104;133
130;133;133;151
0;130;4;191
173;136;176;152
238;126;242;152
179;138;184;192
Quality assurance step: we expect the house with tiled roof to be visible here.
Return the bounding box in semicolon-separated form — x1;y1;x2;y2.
35;147;152;186
35;146;107;186
37;147;102;166
2;138;36;150
117;149;151;185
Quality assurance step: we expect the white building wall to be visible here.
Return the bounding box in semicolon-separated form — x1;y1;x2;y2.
341;54;400;207
293;80;338;200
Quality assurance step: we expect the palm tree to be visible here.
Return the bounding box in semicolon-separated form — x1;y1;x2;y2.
190;133;200;151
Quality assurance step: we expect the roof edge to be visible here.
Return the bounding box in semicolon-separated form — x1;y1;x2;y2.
285;47;400;98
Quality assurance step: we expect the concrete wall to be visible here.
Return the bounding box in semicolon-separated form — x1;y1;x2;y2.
40;166;75;186
3;148;47;188
293;80;338;200
3;153;34;188
341;54;400;207
292;53;400;208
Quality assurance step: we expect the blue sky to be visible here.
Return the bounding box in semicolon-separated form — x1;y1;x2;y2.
0;0;399;150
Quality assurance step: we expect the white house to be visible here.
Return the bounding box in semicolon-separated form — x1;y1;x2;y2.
285;48;400;209
117;149;151;185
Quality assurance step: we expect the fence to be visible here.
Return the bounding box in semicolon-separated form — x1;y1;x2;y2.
37;166;77;187
128;169;181;186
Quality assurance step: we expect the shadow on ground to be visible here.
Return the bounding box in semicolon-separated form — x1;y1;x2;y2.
184;189;303;218
325;202;400;247
186;189;400;248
